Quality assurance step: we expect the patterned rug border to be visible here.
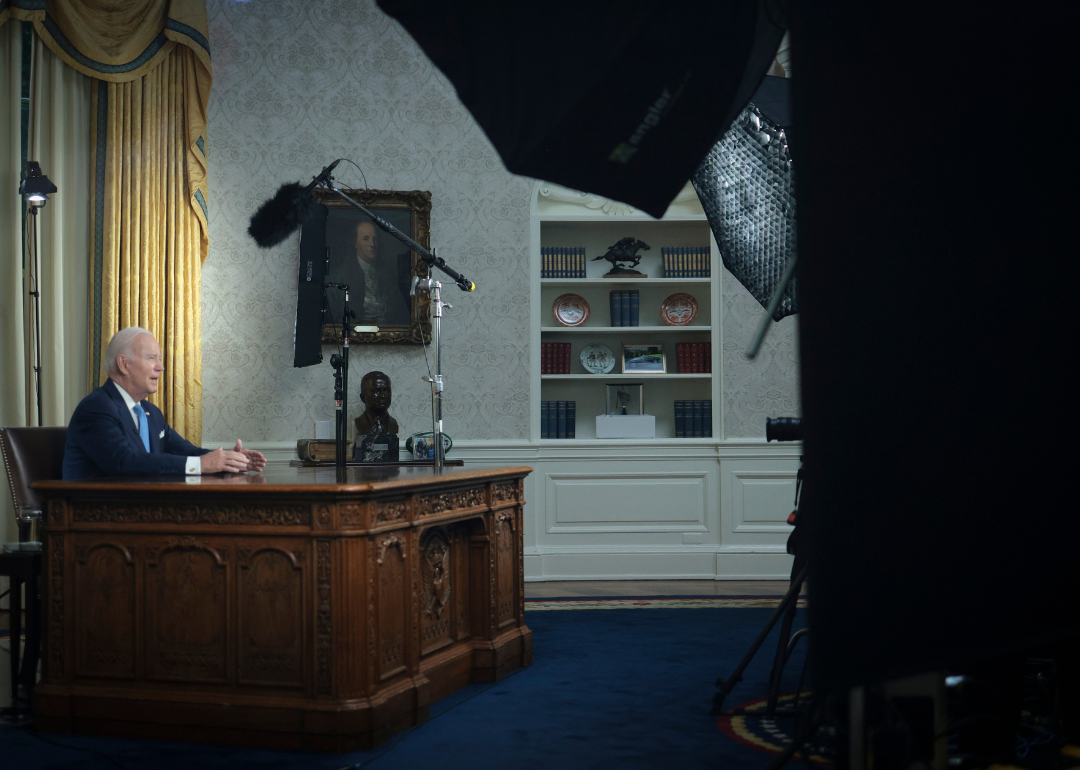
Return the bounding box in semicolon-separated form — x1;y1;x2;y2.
717;693;834;765
525;596;807;610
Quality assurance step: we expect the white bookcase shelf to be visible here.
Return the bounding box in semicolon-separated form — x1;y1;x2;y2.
540;326;712;333
532;182;720;441
541;374;711;380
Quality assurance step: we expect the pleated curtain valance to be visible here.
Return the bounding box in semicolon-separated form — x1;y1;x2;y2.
1;0;212;442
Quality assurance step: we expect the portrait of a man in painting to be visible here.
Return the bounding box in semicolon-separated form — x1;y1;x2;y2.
317;189;432;344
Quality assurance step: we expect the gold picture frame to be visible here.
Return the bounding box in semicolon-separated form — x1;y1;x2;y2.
621;342;667;373
316;188;432;345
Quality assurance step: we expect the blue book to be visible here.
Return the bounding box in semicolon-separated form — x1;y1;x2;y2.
610;290;622;326
703;399;712;437
541;247;548;278
620;290;630;326
557;401;567;439
629;290;639;326
674;400;686;438
548;400;557;438
691;400;703;437
541;400;550;439
577;247;584;278
567;401;576;438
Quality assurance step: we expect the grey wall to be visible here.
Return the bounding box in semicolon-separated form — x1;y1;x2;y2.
202;0;798;443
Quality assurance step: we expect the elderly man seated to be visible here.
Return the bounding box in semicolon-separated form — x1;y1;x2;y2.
63;326;265;480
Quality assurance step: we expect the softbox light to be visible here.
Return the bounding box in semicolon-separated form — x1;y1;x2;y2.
693;95;797;321
376;0;786;219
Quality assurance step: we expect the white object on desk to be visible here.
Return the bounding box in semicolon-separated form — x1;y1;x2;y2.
314;420;333;440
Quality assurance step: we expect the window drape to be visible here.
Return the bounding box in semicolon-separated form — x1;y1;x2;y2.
2;0;212;443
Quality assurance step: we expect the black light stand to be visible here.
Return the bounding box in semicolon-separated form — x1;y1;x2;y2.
19;162;56;428
315;173;475;471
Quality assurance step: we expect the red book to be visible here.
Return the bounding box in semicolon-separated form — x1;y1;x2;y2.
678;342;687;373
693;343;702;373
704;342;712;373
542;342;550;375
563;342;571;374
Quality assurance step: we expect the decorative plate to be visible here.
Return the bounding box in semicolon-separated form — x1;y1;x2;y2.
580;343;616;374
660;293;699;326
552;293;590;326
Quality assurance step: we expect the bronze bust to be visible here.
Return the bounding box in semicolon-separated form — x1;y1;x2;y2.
354;370;399;436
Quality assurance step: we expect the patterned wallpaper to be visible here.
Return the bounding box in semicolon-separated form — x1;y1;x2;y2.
203;0;532;442
721;266;802;437
201;0;799;443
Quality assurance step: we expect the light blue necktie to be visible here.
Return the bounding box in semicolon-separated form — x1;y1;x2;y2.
133;404;151;452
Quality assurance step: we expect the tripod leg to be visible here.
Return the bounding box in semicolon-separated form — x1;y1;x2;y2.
766;560;808;715
767;590;800;713
712;564;809;714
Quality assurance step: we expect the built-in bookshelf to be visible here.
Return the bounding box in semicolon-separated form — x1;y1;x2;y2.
531;183;720;440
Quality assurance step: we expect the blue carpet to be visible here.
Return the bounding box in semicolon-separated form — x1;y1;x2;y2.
3;607;809;770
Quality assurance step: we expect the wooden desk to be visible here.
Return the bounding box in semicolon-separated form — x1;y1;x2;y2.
33;464;532;751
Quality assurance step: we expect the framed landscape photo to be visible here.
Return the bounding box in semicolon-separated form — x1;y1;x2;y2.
315;188;432;345
621;343;666;373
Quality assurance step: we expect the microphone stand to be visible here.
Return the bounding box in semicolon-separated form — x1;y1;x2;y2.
327;284;351;470
319;178;474;471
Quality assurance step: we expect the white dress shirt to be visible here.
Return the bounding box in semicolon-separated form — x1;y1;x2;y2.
113;382;201;475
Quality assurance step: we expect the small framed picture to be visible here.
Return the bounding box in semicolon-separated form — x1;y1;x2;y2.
621;343;666;373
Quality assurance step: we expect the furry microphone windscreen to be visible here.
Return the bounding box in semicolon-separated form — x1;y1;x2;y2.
247;182;321;248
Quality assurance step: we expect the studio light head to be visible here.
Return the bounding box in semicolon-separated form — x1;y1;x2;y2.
19;161;57;207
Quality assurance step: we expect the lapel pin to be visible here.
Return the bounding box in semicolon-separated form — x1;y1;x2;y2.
158;429;165;439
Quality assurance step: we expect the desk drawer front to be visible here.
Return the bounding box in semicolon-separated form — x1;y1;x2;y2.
66;534;309;691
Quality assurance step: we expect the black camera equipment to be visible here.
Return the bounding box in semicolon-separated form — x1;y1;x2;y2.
712;416;808;719
766;416;802;443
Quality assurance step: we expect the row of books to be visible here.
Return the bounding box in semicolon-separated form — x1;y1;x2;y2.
675;342;712;373
609;290;640;326
540;400;577;439
662;247;710;278
541;247;587;278
541;342;572;374
675;400;713;437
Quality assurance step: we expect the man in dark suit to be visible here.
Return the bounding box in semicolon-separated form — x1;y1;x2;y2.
63;327;266;480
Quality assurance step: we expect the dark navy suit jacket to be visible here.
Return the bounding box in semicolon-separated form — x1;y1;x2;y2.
62;379;210;479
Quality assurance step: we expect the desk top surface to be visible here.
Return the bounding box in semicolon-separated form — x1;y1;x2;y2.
35;464;532;496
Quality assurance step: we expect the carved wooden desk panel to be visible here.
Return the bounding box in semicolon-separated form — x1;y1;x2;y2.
33;465;532;751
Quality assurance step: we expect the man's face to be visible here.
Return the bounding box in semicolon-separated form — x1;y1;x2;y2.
363;376;392;409
120;333;164;399
355;222;378;263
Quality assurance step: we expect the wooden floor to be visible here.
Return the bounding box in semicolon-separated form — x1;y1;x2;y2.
525;579;795;598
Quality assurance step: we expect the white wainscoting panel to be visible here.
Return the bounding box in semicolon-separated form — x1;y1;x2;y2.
721;458;802;547
545;472;708;534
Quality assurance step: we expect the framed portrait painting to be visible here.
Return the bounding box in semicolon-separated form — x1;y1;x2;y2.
316;188;432;345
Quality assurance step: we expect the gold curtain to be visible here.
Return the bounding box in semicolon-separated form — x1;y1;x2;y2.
4;0;212;442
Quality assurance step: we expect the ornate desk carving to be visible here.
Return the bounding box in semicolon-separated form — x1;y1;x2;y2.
34;464;532;752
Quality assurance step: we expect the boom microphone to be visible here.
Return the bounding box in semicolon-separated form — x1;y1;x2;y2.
247;160;341;248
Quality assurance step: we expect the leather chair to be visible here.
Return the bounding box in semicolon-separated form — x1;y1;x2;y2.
1;426;67;512
0;426;64;720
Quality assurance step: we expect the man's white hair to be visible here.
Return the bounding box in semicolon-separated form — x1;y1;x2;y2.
104;326;154;377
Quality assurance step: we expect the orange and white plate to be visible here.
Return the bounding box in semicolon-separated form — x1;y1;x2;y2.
552;293;590;326
660;293;699;326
